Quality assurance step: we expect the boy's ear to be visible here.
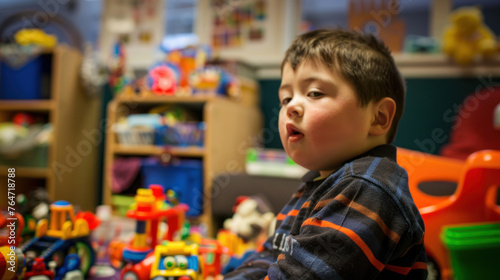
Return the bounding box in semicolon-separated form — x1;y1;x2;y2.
369;97;396;137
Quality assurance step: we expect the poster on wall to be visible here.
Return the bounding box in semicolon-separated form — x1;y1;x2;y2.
99;0;165;69
211;0;267;48
201;0;296;65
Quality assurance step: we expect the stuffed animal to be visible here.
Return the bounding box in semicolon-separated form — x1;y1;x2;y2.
223;196;275;243
442;6;497;66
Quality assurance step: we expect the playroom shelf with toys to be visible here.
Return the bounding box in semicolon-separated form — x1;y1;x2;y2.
0;45;101;211
103;79;262;236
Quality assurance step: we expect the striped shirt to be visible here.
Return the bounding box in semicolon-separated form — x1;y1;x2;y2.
224;145;427;279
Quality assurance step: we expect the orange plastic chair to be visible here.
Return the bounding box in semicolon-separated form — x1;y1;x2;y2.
397;148;464;208
398;148;500;280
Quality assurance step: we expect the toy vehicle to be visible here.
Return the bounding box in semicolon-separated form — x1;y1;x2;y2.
198;239;227;279
109;185;188;268
24;257;54;280
397;148;500;280
121;242;203;280
21;201;95;280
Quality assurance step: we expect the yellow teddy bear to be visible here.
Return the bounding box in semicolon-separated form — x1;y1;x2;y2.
442;6;497;66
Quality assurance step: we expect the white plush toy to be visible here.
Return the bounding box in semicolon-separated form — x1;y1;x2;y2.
224;196;275;242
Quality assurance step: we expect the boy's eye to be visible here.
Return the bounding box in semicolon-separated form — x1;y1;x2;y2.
308;92;323;98
281;97;292;106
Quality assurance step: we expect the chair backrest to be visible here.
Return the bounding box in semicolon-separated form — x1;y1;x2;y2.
397;148;464;208
453;150;500;220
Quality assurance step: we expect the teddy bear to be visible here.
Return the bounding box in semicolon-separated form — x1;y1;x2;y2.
442;6;497;66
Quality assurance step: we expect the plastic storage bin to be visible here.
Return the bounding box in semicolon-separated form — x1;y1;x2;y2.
114;124;155;145
441;222;500;279
0;144;48;167
155;122;205;147
141;157;203;217
0;54;52;100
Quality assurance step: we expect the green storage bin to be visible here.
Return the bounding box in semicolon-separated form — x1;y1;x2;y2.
111;195;136;216
441;222;500;280
0;144;48;167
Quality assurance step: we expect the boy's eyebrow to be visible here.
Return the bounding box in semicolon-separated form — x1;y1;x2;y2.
279;83;292;91
279;74;336;92
301;76;334;87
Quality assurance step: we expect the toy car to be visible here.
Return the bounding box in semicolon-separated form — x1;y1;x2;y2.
122;242;203;280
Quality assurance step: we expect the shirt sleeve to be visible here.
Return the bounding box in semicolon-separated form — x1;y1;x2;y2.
266;178;415;279
223;242;277;280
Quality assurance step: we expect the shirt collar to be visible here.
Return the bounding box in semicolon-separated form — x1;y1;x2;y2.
300;144;397;183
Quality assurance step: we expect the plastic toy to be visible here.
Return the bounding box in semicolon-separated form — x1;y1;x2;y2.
148;64;178;95
21;201;96;279
188;67;221;93
0;246;25;280
14;29;58;49
442;6;497;65
215;230;253;258
109;185;188;267
24;257;54;280
150;242;203;280
121;242;203;280
198;239;228;279
397;148;500;280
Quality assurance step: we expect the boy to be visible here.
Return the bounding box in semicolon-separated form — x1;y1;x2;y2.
224;29;427;279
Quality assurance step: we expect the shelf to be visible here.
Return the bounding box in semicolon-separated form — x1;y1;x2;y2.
114;90;226;104
253;54;500;79
114;144;205;157
0;166;48;178
0;100;54;111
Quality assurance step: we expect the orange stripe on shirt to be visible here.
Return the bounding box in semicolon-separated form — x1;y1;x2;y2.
385;261;428;275
312;198;333;210
292;191;304;198
276;213;286;221
302;218;385;271
264;276;269;280
334;194;401;243
302;201;311;208
276;209;300;221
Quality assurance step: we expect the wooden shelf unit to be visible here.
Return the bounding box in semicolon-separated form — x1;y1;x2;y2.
103;86;262;236
0;45;101;211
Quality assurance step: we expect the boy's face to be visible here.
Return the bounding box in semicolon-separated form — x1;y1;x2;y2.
279;60;375;177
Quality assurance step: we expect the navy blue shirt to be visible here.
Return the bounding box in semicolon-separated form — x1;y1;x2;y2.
224;145;427;279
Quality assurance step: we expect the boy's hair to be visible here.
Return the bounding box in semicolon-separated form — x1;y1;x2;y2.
281;28;405;143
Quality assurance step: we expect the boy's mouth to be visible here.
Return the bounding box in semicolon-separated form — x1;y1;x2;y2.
286;124;304;142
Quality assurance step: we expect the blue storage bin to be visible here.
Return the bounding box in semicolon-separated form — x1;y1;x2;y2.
0;54;52;100
141;157;203;217
154;122;205;147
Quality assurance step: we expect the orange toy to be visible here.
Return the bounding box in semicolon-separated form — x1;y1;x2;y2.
397;148;500;280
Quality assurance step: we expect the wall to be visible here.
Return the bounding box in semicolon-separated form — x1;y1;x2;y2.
259;77;500;155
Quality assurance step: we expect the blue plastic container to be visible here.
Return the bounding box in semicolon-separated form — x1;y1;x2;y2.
0;54;52;100
154;122;205;147
141;158;203;217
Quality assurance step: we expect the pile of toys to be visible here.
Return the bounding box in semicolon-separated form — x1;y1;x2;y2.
111;34;241;100
1;183;275;280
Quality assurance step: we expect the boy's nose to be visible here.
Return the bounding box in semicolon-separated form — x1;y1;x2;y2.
287;101;304;118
